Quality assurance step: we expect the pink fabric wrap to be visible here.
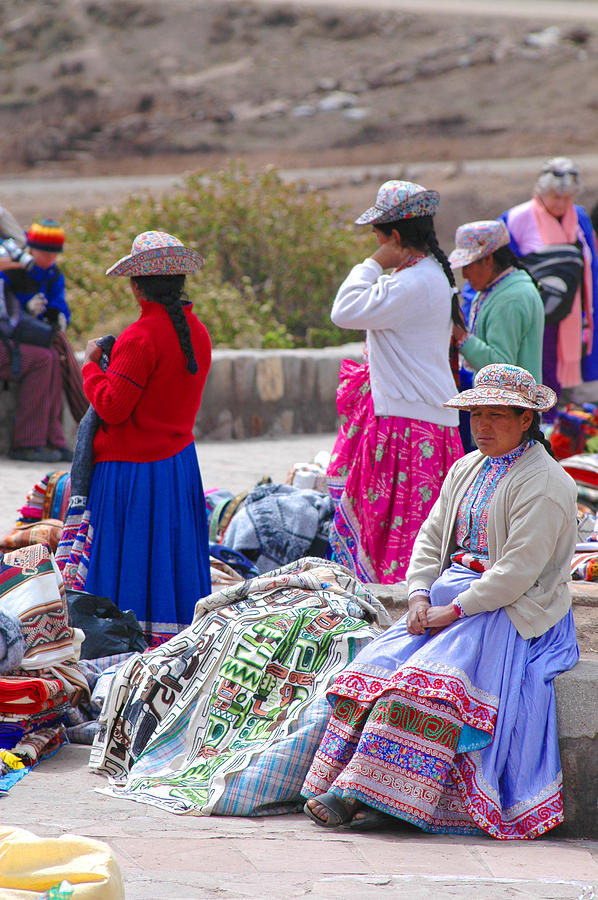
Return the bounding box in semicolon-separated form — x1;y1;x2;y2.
327;358;463;583
508;199;593;387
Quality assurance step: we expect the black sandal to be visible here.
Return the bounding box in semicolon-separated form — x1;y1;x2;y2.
347;806;396;832
303;792;357;827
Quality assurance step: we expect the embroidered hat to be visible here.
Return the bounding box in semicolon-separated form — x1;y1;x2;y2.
106;231;203;277
443;363;557;412
448;220;510;269
354;180;440;226
26;218;65;252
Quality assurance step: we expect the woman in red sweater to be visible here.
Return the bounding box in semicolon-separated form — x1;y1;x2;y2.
66;231;212;644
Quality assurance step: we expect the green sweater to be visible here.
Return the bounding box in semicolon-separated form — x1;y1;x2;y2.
460;269;544;383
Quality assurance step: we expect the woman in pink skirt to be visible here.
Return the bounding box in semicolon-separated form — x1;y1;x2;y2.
327;180;464;583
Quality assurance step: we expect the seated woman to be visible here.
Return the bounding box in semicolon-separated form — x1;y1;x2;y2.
303;363;579;839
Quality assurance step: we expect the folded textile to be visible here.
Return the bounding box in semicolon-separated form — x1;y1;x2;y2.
0;610;25;674
0;520;64;554
0;723;26;749
561;453;598;487
11;725;66;765
16;472;71;526
0;676;67;715
223;483;334;574
0;545;85;672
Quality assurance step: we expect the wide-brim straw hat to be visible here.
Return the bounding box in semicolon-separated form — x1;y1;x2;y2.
443;363;557;412
106;231;203;277
354;179;440;226
448;220;510;269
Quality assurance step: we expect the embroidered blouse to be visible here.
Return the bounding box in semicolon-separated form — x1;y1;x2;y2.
452;441;532;570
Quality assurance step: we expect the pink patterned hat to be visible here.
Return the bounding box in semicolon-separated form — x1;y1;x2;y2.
106;231;204;277
443;364;556;412
448;220;510;269
354;180;440;225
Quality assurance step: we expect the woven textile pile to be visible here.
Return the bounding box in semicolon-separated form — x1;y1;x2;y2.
90;557;387;817
0;544;88;787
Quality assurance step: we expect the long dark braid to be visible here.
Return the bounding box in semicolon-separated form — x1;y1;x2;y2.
515;409;555;458
132;274;198;374
376;216;465;327
493;245;541;290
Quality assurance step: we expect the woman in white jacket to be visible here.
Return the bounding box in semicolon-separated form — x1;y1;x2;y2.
304;364;579;839
326;180;463;584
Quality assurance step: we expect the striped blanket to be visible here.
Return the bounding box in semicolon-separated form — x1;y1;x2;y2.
90;557;387;816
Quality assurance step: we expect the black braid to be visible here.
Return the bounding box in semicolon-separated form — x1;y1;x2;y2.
131;274;199;374
376;216;465;327
515;409;555;458
492;245;541;291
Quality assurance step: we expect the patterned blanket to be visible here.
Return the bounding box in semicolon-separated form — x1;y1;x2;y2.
90;557;387;816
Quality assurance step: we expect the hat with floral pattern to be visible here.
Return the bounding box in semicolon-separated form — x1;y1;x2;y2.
106;231;203;277
448;220;510;269
354;180;440;226
443;363;557;412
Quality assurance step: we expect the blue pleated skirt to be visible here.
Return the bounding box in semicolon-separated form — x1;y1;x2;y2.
82;442;211;645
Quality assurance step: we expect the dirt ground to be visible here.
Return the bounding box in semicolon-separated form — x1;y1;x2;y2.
2;0;598;239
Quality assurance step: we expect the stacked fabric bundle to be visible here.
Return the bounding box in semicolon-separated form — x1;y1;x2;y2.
550;404;598;460
0;472;71;554
17;472;71;525
0;544;88;782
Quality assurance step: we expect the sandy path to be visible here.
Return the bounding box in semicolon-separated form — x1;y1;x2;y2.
251;0;598;22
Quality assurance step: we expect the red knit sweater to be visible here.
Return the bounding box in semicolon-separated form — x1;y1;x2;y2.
82;299;212;463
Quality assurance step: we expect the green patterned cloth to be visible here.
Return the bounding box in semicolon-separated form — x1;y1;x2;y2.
89;557;388;815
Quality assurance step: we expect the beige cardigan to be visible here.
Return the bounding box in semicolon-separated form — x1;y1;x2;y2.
406;442;578;639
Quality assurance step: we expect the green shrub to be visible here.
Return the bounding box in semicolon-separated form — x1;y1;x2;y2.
61;164;371;349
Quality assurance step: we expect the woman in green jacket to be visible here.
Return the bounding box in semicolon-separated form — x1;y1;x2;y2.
450;220;545;383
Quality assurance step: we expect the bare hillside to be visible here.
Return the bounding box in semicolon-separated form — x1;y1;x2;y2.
1;0;597;174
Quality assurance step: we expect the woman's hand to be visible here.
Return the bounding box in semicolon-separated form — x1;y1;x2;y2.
370;239;413;271
406;596;431;635
425;604;459;635
83;339;102;366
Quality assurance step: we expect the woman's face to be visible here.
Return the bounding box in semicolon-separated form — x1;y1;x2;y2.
373;226;398;246
540;190;575;220
462;254;496;292
469;405;533;457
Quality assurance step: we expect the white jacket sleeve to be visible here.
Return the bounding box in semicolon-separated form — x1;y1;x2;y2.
331;259;414;331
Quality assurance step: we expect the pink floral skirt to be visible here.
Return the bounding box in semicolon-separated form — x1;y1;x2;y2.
327;359;463;583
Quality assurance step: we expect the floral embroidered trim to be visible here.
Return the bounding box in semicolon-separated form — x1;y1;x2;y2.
452;598;466;618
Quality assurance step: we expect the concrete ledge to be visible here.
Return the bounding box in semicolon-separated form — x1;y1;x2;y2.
556;660;598;837
0;343;363;450
194;343;362;440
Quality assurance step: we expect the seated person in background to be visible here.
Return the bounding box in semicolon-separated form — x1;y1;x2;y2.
0;218;69;331
1;218;87;424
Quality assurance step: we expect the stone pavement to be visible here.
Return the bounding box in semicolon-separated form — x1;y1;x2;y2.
1;437;598;899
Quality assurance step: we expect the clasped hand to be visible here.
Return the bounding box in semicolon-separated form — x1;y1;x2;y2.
83;338;102;366
406;597;458;635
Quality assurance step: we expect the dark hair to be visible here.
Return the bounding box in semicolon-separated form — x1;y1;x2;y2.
131;274;198;374
375;216;464;327
492;245;540;289
514;408;555;458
